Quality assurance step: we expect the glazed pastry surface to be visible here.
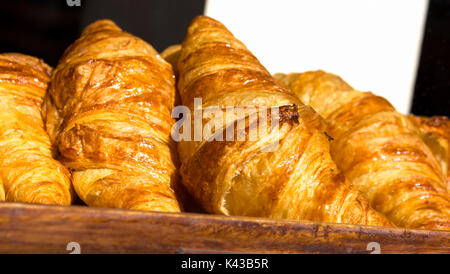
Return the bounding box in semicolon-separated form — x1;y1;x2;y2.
177;16;392;226
45;20;180;212
277;70;450;230
0;53;72;205
409;115;450;190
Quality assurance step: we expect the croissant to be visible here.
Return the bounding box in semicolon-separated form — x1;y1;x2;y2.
176;16;391;226
409;115;450;190
277;70;450;230
44;20;181;212
0;53;72;205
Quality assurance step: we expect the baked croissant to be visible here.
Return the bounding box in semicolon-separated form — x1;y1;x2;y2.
277;70;450;230
0;53;72;205
176;16;392;226
44;20;181;212
409;115;450;190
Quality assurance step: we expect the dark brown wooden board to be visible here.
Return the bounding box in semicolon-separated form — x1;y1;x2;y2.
0;203;448;254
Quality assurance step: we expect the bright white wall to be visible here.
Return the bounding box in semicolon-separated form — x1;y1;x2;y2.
205;0;429;114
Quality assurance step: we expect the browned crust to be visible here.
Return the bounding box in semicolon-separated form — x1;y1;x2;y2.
409;115;450;186
0;53;72;205
44;19;180;212
279;70;450;230
176;16;391;227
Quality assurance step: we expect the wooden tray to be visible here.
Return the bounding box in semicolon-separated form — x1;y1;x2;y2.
0;202;448;254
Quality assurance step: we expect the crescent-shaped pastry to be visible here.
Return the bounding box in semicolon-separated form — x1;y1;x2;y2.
176;16;391;226
44;20;181;212
0;53;72;205
277;70;450;230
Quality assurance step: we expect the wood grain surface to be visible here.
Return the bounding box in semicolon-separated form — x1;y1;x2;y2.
0;203;448;254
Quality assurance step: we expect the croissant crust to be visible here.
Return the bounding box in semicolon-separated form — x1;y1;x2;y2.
0;53;72;205
176;16;392;226
409;115;450;190
277;70;450;230
44;20;180;212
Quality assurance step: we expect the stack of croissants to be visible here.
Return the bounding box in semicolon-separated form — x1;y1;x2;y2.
0;16;449;231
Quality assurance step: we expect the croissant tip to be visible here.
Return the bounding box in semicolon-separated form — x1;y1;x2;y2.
82;19;120;35
191;15;218;23
0;53;52;76
410;115;450;128
188;15;227;34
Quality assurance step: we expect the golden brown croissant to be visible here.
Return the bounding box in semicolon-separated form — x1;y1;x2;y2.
409;115;450;190
44;20;181;212
176;16;392;226
0;53;72;205
277;70;450;230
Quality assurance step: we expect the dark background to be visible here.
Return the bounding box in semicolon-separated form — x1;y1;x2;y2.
412;0;450;116
0;0;205;66
0;0;448;116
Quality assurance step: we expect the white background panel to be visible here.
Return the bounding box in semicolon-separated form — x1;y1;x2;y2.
205;0;429;113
